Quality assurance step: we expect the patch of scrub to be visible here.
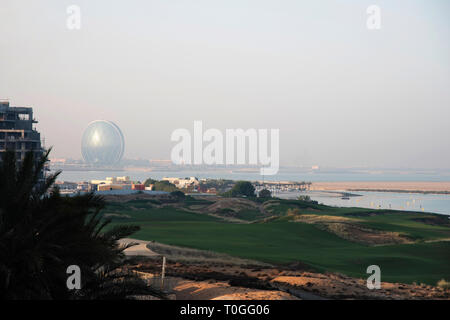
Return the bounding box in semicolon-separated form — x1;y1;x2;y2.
291;214;359;224
291;214;412;245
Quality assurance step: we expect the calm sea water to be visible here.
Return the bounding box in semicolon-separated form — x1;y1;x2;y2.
277;190;450;216
54;169;450;216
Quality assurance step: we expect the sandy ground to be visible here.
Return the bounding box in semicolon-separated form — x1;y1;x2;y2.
118;239;297;300
130;260;450;300
123;240;449;300
310;181;450;193
172;279;298;300
119;238;160;257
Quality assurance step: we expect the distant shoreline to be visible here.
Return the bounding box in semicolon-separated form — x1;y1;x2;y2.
310;181;450;195
347;189;450;195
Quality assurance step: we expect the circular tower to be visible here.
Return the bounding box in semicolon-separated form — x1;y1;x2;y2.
81;120;124;165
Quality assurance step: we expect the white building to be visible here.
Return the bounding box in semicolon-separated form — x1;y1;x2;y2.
162;176;199;189
91;176;130;185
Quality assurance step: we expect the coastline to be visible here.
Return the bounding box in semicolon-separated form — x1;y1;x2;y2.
309;181;450;195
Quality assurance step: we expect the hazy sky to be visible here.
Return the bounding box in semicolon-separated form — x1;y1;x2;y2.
1;0;449;168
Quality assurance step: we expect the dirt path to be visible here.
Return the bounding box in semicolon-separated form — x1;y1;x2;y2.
119;238;160;257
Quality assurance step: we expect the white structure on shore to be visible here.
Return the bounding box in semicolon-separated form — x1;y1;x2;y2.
90;176;134;191
90;176;130;185
163;177;199;189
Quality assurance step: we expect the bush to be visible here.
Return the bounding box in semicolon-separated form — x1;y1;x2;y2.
228;181;256;197
286;208;301;216
258;189;272;198
144;178;178;192
298;195;311;202
437;279;450;290
170;190;186;200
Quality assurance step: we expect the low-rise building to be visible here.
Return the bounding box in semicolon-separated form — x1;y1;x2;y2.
98;184;125;191
77;182;92;192
91;176;130;185
162;176;199;189
132;184;145;191
55;181;78;190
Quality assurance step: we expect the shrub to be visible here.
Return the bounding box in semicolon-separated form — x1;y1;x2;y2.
298;195;311;202
170;190;186;200
144;178;178;192
229;181;256;197
437;279;450;290
286;208;301;216
258;189;272;198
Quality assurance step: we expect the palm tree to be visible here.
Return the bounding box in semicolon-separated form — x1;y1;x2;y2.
0;149;163;299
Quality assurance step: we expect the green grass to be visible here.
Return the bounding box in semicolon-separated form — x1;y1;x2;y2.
234;209;267;221
106;206;220;223
358;214;450;241
105;199;450;285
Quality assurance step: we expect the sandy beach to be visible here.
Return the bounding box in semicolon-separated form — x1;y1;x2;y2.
309;181;450;193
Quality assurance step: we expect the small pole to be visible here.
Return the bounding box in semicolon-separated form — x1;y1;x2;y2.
161;256;166;290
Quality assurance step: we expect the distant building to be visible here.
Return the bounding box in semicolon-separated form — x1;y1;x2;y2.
50;158;67;164
81;120;125;166
90;176;130;185
163;176;199;189
132;184;145;191
77;182;92;192
90;176;136;191
97;184;125;191
206;187;217;194
0;100;45;171
54;181;78;190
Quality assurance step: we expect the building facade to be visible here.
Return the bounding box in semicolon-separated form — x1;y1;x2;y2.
0;100;44;166
162;176;200;189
